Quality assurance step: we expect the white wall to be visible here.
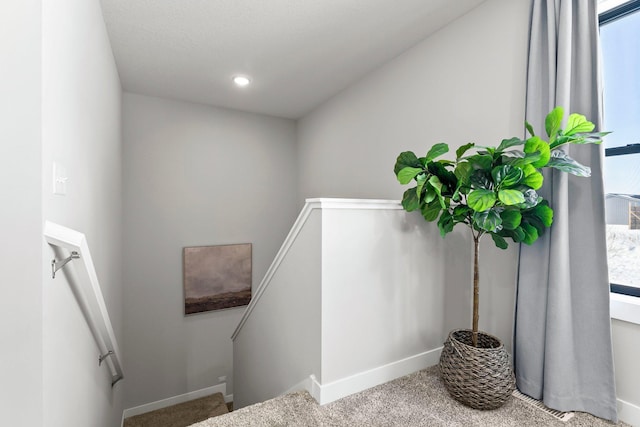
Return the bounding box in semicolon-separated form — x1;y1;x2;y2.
320;204;446;385
41;0;124;425
233;199;450;408
0;1;43;425
122;93;298;408
296;3;640;424
297;0;529;348
233;209;322;409
612;319;640;424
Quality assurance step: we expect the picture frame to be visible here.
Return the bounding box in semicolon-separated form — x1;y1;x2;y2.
183;243;252;315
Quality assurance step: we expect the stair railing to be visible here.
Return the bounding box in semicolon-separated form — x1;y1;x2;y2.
44;221;123;387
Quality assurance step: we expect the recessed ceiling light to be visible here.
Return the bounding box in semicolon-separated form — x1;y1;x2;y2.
232;75;251;87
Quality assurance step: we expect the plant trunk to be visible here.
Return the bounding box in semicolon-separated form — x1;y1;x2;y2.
472;235;480;347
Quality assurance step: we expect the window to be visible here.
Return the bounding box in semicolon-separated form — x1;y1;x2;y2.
599;0;640;297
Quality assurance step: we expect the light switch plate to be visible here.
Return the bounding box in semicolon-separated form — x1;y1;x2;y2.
53;162;68;196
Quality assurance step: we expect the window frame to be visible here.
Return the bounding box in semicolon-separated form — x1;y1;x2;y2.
599;0;640;25
599;1;640;299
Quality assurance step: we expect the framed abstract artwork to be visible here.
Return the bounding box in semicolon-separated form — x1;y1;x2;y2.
183;244;252;315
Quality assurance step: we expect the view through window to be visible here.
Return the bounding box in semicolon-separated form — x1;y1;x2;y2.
600;0;640;296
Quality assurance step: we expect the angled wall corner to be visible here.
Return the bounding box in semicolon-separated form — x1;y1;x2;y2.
233;198;451;408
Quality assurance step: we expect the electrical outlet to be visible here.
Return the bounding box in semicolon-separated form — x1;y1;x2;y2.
218;376;227;383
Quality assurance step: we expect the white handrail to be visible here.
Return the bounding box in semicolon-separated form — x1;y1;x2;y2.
44;221;123;387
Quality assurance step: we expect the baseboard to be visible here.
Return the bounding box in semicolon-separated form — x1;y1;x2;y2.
618;398;640;426
224;393;233;404
310;346;443;405
123;383;227;419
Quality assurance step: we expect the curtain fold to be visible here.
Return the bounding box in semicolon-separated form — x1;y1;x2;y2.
514;0;617;422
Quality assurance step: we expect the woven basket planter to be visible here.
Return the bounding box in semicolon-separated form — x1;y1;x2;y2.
439;329;515;410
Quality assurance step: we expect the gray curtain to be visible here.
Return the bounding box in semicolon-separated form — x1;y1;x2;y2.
514;0;618;422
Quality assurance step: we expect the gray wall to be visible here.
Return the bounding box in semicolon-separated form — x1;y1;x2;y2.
41;0;124;425
297;0;530;347
1;0;123;425
122;93;298;408
0;0;43;425
234;209;322;408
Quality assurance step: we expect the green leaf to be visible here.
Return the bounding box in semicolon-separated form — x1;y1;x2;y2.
524;215;546;236
521;164;544;189
397;167;423;185
573;131;609;144
452;188;461;202
490;233;509;249
502;151;542;167
513;227;526;242
545;106;564;142
521;171;544;189
428;175;446;209
525;121;535;137
453;205;471;221
531;201;553;227
425;143;449;162
416;173;428;201
394;151;421;175
550;131;609;149
501;168;524;187
546;150;591;177
438;211;455;238
401;188;420;212
524;136;551;167
491;165;523;188
470;170;492;190
427;161;457;191
454;162;472;184
472;209;502;232
498;189;525;205
467;154;493;170
424;186;436;204
500;209;522;230
521;223;539;245
421;199;442;222
497;137;525;152
456;143;475;160
504;226;526;243
467;189;497;212
519;189;542;208
564;113;595;136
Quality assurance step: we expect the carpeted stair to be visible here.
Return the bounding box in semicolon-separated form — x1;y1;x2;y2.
123;392;228;427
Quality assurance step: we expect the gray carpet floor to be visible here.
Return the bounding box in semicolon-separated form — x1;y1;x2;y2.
190;366;628;426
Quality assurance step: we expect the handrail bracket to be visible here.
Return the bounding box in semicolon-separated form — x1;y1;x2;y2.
51;251;80;279
98;350;114;366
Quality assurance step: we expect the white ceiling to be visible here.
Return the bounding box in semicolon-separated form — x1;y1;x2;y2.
100;0;485;119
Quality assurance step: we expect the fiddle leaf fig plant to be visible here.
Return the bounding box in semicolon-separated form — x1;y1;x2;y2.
394;107;608;347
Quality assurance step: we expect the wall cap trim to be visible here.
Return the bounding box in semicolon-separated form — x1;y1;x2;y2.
306;198;402;210
232;198;402;340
